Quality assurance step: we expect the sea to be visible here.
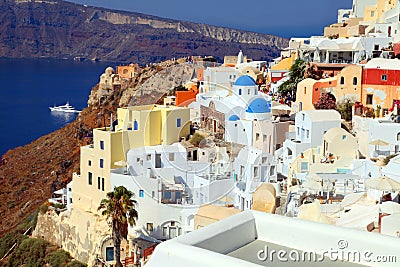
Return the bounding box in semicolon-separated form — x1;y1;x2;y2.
0;58;113;156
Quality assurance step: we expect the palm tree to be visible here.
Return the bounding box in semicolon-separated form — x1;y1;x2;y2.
98;186;138;267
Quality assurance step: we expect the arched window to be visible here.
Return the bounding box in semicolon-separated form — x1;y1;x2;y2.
133;120;138;130
238;89;242;95
340;77;345;85
353;77;357;85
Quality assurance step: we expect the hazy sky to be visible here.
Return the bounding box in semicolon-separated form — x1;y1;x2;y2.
68;0;353;38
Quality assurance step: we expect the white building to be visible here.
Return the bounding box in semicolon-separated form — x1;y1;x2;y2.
233;146;277;211
353;116;400;158
200;66;239;93
279;110;341;177
110;143;234;240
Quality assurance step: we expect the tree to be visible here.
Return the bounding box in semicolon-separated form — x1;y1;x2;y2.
278;59;306;97
337;99;354;121
313;92;337;110
98;186;138;267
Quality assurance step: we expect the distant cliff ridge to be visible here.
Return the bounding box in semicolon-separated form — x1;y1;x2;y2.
0;0;288;64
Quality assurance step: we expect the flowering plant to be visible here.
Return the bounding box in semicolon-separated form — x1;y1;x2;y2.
314;92;337;110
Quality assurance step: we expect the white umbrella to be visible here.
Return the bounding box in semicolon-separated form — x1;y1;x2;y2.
369;139;390;152
302;180;323;191
366;176;400;191
379;201;400;214
271;104;292;111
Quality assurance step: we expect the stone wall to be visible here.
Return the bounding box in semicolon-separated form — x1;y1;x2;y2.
33;207;111;265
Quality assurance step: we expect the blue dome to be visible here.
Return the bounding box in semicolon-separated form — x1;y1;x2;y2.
228;115;240;121
246;98;271;113
234;75;256;86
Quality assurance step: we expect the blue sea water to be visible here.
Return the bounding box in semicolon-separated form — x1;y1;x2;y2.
0;58;112;156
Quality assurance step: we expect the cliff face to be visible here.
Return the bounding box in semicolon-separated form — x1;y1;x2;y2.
0;59;200;237
0;0;288;64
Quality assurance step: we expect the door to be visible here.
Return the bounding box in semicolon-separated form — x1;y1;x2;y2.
155;153;161;168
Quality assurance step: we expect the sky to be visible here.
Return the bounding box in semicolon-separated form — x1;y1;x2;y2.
68;0;353;38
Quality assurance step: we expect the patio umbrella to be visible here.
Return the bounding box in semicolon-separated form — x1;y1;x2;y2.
366;176;400;191
379;201;400;215
369;139;390;151
302;180;323;191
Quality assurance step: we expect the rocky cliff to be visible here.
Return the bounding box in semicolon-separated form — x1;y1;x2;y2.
0;0;288;64
0;59;203;237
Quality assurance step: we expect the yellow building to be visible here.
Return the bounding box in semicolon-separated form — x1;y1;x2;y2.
72;105;191;213
335;65;362;103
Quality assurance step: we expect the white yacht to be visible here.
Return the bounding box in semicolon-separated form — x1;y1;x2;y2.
49;102;81;113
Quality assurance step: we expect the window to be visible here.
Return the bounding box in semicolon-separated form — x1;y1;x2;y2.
100;140;104;150
152;191;155;198
169;153;175;161
163;227;168;237
302;114;305;121
366;94;373;105
353;77;358;85
270;166;275;176
105;247;114;261
297;127;300;135
342;135;347;140
176;118;182;127
263;135;267;142
315;87;319;92
382;74;387;81
88;172;92;185
101;178;105;191
374;44;379;50
238;89;242;95
301;162;308;172
100;159;104;168
133;120;138;130
139;189;144;198
370;10;375;17
248;89;250;95
256;133;260;141
146;154;151;161
88;160;91;166
306;130;310;138
340;77;345;85
254;166;259;177
147;223;154;232
98;177;101;190
262;157;267;164
397;132;400;141
304;87;306;95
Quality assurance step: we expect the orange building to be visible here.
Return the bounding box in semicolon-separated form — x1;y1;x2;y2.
176;84;199;107
295;77;337;111
117;64;141;79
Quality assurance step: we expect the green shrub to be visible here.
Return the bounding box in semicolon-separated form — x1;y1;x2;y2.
7;238;49;267
189;132;205;146
0;231;28;259
67;260;87;267
337;99;354;121
39;202;48;214
46;250;70;267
